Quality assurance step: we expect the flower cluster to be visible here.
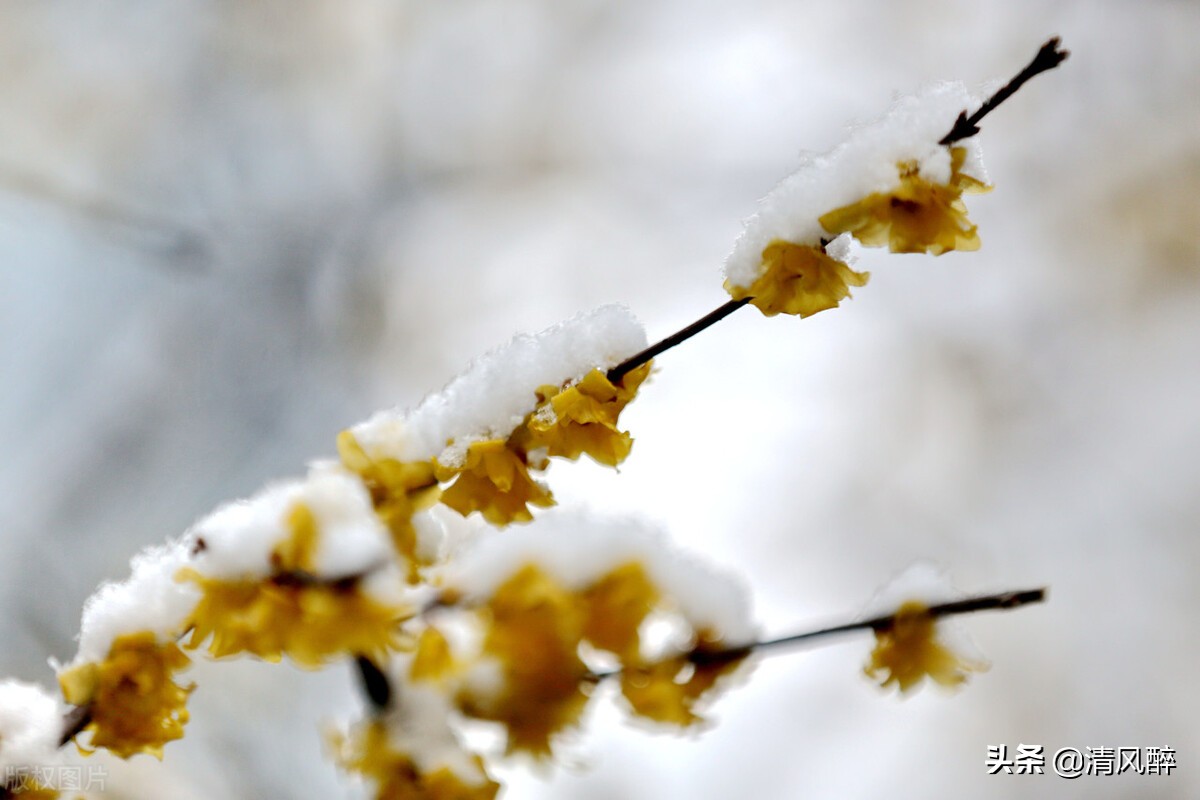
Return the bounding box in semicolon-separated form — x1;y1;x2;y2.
0;45;1063;794
331;512;755;795
724;83;991;320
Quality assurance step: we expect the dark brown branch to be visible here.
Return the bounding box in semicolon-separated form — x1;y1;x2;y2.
607;297;751;383
592;587;1047;676
941;37;1069;145
58;704;92;748
354;654;393;712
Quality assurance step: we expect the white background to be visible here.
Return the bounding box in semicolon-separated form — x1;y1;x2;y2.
1;2;1196;797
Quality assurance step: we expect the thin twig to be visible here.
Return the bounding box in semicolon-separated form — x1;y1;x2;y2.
57;705;92;749
607;297;750;383
606;38;1069;382
593;587;1047;676
941;37;1070;145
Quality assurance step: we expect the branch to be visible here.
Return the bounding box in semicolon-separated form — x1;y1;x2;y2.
354;655;393;712
607;297;750;383
941;37;1070;145
594;587;1047;676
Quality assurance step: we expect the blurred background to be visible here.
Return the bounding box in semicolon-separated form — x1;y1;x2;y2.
1;1;1197;797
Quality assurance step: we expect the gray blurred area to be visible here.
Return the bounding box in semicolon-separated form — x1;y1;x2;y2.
1;1;1197;798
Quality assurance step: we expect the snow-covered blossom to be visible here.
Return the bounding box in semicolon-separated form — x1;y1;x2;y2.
176;464;411;667
57;541;199;759
340;306;651;528
724;83;989;317
332;659;499;800
725;235;866;318
347;305;647;468
819;145;990;255
862;563;989;694
71;540;198;666
58;632;192;759
435;510;755;752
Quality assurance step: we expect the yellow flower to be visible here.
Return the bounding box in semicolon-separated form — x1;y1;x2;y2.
819;146;991;255
436;440;554;526
725;240;870;318
578;562;659;664
620;638;746;726
523;364;652;467
271;501;319;574
410;627;456;684
178;569;403;667
333;720;500;800
58;632;193;759
864;600;988;693
456;565;589;756
339;431;442;580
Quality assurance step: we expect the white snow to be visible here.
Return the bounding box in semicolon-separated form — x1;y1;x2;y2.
72;538;199;664
349;304;647;468
862;561;986;663
0;680;63;775
863;560;961;617
724;81;987;289
442;508;756;644
183;461;394;581
69;461;404;666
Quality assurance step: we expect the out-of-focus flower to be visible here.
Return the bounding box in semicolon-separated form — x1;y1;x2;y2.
864;600;988;693
619;634;747;727
338;431;441;579
332;719;500;800
435;440;554;526
410;627;457;684
58;632;193;759
456;565;589;756
577;561;659;663
523;363;652;467
819;146;990;255
178;568;403;667
726;240;869;318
